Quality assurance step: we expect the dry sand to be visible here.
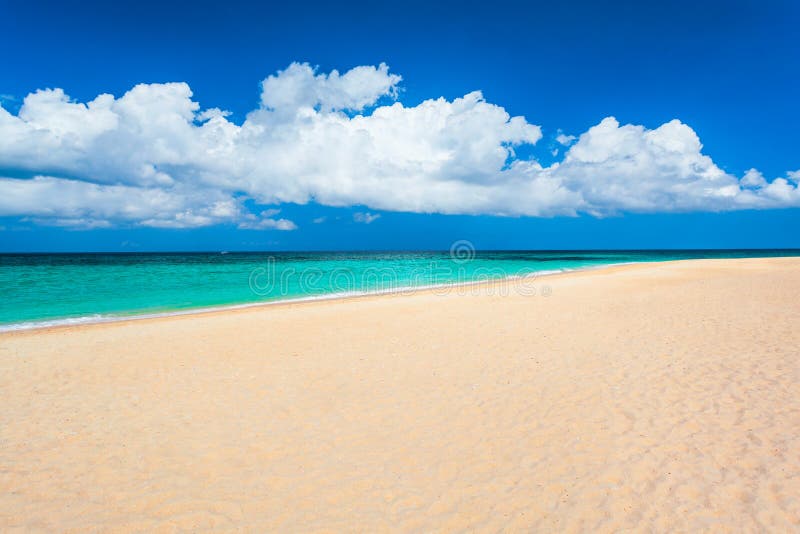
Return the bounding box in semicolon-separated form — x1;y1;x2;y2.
1;257;799;532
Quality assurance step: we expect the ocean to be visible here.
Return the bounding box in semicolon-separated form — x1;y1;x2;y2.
1;249;798;331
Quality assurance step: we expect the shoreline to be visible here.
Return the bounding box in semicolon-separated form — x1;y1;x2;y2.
0;260;634;334
0;255;787;335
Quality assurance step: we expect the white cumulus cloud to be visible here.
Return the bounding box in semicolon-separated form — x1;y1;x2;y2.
237;209;297;231
260;62;401;113
556;132;576;145
0;62;798;229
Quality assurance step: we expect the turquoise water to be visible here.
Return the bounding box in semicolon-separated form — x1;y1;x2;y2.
1;249;798;330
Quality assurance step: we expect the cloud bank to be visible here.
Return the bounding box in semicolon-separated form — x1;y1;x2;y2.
0;62;798;229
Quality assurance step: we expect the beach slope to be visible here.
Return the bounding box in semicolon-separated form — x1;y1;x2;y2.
1;258;799;531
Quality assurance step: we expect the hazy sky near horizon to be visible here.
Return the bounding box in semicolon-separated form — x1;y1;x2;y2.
1;0;799;251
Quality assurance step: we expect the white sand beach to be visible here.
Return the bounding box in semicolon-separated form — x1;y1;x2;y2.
1;258;799;531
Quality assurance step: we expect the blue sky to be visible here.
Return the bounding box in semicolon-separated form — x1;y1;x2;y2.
1;0;798;251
